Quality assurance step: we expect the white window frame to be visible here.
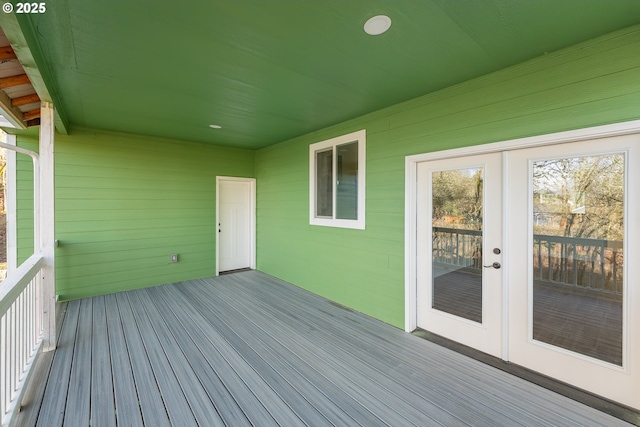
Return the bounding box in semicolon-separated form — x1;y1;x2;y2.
309;129;366;230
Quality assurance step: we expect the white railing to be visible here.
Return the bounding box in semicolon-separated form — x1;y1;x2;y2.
0;254;44;427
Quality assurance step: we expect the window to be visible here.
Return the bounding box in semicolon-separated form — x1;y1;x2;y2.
309;129;365;229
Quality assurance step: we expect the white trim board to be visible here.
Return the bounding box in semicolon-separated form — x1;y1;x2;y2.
404;119;640;332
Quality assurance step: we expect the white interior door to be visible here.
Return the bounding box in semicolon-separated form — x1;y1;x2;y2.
218;178;254;273
507;135;640;409
416;153;503;357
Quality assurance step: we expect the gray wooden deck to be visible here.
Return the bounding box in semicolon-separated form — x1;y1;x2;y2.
15;270;631;426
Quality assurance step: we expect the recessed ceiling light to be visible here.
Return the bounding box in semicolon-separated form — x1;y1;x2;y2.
364;15;391;36
209;124;222;129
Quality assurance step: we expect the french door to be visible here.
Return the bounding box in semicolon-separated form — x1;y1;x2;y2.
414;133;639;409
507;136;639;409
416;153;503;357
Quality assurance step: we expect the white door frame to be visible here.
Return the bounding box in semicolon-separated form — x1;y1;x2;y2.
216;176;256;275
405;119;640;338
416;153;504;357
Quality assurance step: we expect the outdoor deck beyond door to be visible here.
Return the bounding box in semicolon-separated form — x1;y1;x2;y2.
15;271;631;427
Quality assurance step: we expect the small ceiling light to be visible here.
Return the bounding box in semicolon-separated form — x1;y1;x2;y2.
209;124;222;129
364;15;391;36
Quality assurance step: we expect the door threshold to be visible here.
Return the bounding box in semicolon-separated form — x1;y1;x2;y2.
412;328;639;425
219;267;252;275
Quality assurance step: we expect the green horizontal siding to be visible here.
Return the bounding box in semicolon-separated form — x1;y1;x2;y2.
13;25;640;322
256;25;640;328
16;140;37;265
18;127;255;300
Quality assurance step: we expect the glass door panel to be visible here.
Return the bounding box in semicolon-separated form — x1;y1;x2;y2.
532;154;624;365
431;168;484;323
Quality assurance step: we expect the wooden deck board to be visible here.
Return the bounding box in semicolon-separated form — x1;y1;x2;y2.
223;275;522;424
223;271;625;427
160;282;360;426
124;291;199;427
11;302;67;427
176;281;386;427
150;284;316;427
161;284;308;427
64;298;92;426
433;269;482;322
103;294;144;427
196;276;459;427
133;289;226;427
431;269;622;365
215;273;545;426
19;270;633;427
114;293;171;427
248;272;616;426
90;296;116;427
12;350;54;427
34;299;80;427
533;282;622;365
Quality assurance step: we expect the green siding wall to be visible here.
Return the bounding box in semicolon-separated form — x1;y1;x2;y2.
256;25;640;328
18;128;255;300
16;141;36;264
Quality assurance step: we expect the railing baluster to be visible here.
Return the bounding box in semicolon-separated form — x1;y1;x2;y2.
10;305;15;406
17;293;22;393
600;242;606;291
1;254;45;427
547;242;552;282
612;249;618;294
1;311;6;417
572;243;577;286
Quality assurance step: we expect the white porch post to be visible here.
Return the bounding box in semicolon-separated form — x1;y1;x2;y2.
40;101;56;352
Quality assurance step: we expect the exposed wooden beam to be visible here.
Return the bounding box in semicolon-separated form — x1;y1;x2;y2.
0;45;17;60
0;86;26;129
0;12;69;134
0;73;30;89
26;118;40;127
11;93;39;107
22;109;40;120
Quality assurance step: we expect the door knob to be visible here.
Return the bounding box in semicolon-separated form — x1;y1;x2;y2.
483;262;501;269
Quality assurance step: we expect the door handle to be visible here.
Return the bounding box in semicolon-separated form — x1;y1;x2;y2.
483;262;501;269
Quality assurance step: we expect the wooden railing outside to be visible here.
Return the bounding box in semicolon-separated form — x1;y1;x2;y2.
432;227;482;270
432;227;623;296
0;254;44;427
533;234;623;296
